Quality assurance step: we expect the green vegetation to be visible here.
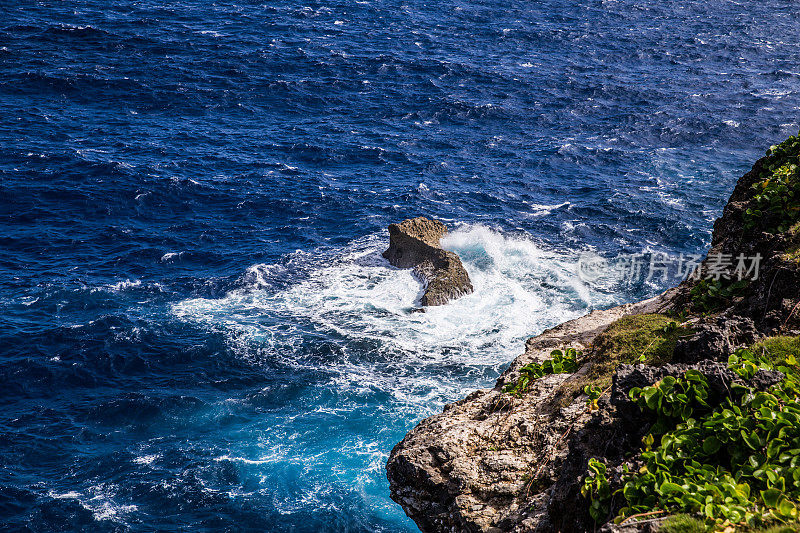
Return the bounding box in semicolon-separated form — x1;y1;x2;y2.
502;347;580;397
584;336;800;531
748;523;800;533
581;457;612;523
584;384;603;411
667;308;691;323
658;514;707;533
782;246;800;263
689;279;749;314
780;222;800;262
549;314;690;408
628;369;709;433
657;514;800;531
594;314;687;367
751;336;800;367
744;133;800;235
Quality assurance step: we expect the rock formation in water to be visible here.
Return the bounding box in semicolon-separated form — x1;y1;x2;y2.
383;217;473;306
386;136;800;532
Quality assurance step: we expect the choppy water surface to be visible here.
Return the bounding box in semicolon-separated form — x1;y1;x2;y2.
1;0;799;530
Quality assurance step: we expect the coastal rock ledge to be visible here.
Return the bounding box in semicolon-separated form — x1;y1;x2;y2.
383;217;473;306
386;136;800;533
385;293;675;533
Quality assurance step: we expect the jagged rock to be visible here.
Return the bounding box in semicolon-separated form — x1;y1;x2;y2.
386;143;800;533
386;293;673;532
672;315;759;363
673;151;800;330
383;217;473;306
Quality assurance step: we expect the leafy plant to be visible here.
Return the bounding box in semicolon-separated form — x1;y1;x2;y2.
628;370;710;432
743;134;800;234
581;458;612;523
689;279;748;313
584;338;800;530
503;348;581;397
584;385;603;411
745;162;800;234
661;321;680;334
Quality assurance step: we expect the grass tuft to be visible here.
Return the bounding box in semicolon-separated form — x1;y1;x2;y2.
658;514;706;533
548;314;688;409
751;335;800;366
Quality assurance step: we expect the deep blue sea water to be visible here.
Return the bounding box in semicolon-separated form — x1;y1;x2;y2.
1;1;799;531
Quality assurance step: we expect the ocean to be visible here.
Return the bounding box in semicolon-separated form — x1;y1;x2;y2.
1;0;798;530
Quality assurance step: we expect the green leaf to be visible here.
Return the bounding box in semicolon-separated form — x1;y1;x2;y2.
659;481;685;495
761;488;782;509
742;430;762;451
736;483;751;500
778;499;797;519
703;436;722;455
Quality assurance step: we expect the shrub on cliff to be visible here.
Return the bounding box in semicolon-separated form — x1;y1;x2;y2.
744;134;800;235
584;336;800;531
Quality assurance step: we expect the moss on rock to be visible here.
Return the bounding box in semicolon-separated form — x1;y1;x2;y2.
656;514;800;533
750;335;800;366
657;514;706;533
593;314;683;366
549;314;688;408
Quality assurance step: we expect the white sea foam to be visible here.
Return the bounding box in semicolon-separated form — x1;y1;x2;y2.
20;296;39;306
104;279;142;292
169;225;628;515
173;225;617;404
48;486;137;522
133;454;160;465
51;491;81;499
527;201;570;217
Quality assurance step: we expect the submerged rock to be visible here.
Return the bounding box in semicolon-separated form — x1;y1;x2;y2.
383;217;473;306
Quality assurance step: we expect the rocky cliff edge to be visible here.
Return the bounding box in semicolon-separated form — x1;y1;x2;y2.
387;134;800;532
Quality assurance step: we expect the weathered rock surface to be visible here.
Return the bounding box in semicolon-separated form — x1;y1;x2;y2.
387;285;782;532
386;292;674;532
671;314;759;363
672;151;800;333
386;143;800;532
383;217;473;306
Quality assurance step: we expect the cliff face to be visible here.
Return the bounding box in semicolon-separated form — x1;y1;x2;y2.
386;137;800;532
386;294;674;532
